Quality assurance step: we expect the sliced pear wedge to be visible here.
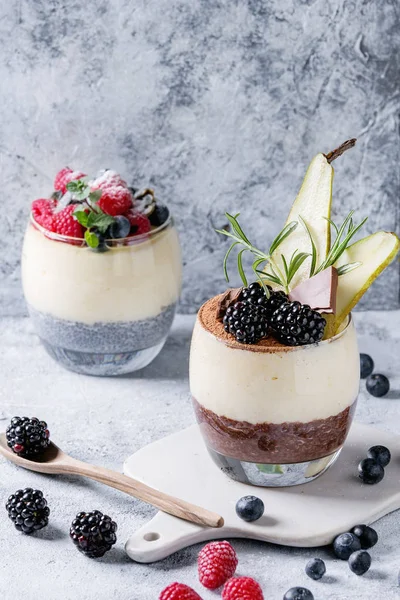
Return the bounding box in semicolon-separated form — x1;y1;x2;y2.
324;231;400;337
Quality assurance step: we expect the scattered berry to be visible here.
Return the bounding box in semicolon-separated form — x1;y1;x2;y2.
96;186;133;216
270;301;326;346
125;210;152;236
6;416;50;457
52;205;84;238
358;458;385;485
223;301;268;344
159;583;202;600
348;550;371;575
366;374;390;397
351;524;378;549
305;557;326;580
6;488;50;534
149;204;170;227
240;282;288;319
70;510;117;558
360;353;374;378
333;532;361;560
222;576;263;600
235;496;264;522
198;540;238;589
54;167;86;194
109;215;131;239
367;445;391;467
283;588;314;600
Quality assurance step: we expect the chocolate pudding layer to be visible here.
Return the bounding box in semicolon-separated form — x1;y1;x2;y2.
193;397;357;463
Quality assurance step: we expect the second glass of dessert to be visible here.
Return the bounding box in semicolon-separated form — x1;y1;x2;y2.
190;139;399;487
22;168;182;376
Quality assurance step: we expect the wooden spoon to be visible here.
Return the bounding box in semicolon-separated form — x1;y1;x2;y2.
0;433;224;529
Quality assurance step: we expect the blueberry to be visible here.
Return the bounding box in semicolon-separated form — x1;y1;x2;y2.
348;550;371;575
305;557;326;580
333;532;361;560
283;587;314;600
367;445;391;467
109;216;131;239
358;458;385;485
235;495;264;522
366;374;390;397
360;353;374;378
351;524;378;549
149;205;169;227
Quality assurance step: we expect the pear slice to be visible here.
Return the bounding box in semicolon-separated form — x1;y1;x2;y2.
324;231;400;337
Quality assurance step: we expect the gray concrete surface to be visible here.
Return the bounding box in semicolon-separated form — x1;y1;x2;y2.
0;312;399;599
1;0;399;316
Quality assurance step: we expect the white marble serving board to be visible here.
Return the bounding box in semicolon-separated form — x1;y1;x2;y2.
124;423;400;563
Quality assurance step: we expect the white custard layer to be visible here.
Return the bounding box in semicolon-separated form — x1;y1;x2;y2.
190;315;359;424
22;223;182;324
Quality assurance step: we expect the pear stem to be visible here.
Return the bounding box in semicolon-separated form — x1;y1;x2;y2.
325;138;357;164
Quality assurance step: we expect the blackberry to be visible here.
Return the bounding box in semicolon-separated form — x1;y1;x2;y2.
240;282;288;319
223;301;268;344
6;416;50;457
270;301;326;346
6;488;50;534
70;510;117;558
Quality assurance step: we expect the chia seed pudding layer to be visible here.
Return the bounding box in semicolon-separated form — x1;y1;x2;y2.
193;397;357;464
28;303;176;353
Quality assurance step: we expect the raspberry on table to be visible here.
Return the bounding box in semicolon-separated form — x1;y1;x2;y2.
54;167;86;194
159;582;203;600
222;576;264;600
198;540;238;589
96;186;133;216
53;205;84;238
125;210;152;236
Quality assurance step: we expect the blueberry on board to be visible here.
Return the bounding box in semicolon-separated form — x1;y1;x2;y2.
333;532;361;560
305;557;326;580
367;445;391;467
366;374;390;397
348;550;371;575
360;353;374;378
235;495;264;522
358;458;385;485
283;587;314;600
109;216;131;239
351;524;378;549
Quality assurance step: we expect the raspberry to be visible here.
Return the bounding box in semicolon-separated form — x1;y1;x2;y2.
198;541;238;590
91;170;128;189
31;199;55;229
159;583;202;600
222;577;264;600
52;205;84;238
96;186;133;216
54;167;86;194
125;210;151;236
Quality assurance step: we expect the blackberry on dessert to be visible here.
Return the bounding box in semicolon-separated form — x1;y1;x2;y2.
6;488;50;534
223;301;268;344
6;416;50;457
270;300;326;346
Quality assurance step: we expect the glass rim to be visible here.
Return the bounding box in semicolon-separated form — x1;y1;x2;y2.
29;210;173;245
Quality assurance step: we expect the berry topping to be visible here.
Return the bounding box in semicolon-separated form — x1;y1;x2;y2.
32;198;56;229
283;588;314;600
198;540;238;589
305;557;326;580
366;373;390;397
235;496;264;522
348;550;371;575
240;282;288;319
6;416;50;457
6;488;50;534
96;186;133;216
109;215;131;239
222;577;263;600
90;170;128;189
333;532;361;560
270;301;326;346
53;205;84;238
69;510;117;558
159;583;202;600
367;445;391;467
358;457;385;485
149;204;170;227
223;301;268;344
125;210;152;236
360;353;374;378
351;524;378;549
54;167;86;194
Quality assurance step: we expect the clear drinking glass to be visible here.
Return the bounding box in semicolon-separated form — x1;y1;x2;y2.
190;300;359;487
22;214;181;376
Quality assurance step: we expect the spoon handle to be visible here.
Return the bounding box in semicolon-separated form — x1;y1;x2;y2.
65;458;224;529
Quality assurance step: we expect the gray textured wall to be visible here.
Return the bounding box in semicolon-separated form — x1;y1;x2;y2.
1;0;399;315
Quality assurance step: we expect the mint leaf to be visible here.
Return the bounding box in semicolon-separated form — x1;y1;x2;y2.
73;210;89;228
86;212;115;233
85;230;99;248
89;190;102;203
66;179;90;201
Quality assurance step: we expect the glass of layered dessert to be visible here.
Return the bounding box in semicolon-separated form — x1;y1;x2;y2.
22;168;181;376
190;140;399;487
